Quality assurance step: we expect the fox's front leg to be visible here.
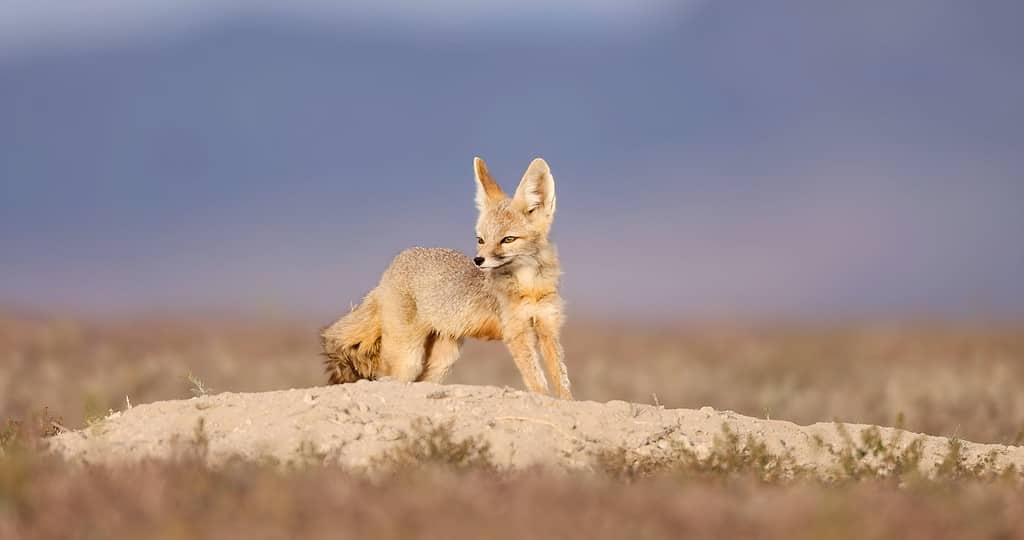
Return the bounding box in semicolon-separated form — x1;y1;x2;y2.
503;316;550;394
534;313;572;400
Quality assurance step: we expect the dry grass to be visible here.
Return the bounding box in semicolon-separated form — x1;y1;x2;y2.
2;309;1024;537
1;424;1023;540
3;310;1022;444
2;401;1023;539
595;422;1021;485
13;464;1024;540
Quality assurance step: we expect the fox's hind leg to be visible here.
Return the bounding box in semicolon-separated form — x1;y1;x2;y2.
378;331;427;382
417;334;463;383
377;306;427;382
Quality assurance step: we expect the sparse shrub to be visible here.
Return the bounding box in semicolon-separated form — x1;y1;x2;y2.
594;424;800;483
687;424;799;482
292;440;331;468
82;394;109;427
169;417;211;462
596;423;1023;486
187;371;212;397
372;418;496;474
933;439;1019;482
827;424;924;482
0;408;63;515
1;408;63;455
592;446;673;482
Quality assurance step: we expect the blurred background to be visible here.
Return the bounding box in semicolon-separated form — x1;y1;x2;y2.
1;1;1022;441
3;0;1023;320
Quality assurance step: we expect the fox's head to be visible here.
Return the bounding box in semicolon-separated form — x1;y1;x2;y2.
472;157;557;272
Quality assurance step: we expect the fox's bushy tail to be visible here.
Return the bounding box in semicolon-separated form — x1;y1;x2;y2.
321;290;382;384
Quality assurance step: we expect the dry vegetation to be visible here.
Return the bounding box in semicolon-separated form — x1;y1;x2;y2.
2;309;1024;538
3;310;1022;443
2;415;1024;539
3;455;1022;540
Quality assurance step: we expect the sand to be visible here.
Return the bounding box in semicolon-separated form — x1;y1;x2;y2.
49;381;1024;475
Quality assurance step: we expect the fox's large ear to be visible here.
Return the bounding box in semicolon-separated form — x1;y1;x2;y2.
512;158;556;219
474;157;506;210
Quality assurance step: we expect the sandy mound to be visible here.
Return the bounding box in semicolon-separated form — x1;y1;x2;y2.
50;381;1024;475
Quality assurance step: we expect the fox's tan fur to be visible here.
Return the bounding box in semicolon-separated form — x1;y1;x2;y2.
321;157;572;399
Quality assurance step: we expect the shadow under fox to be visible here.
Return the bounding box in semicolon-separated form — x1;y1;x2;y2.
321;157;572;399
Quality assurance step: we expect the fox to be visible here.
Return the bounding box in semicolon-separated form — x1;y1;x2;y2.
320;156;572;399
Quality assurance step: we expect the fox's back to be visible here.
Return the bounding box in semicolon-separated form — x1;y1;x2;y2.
380;247;501;338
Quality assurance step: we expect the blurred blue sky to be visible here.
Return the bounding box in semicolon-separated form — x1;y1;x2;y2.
1;1;1022;320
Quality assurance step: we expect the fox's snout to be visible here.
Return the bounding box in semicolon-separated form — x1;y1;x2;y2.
473;256;485;266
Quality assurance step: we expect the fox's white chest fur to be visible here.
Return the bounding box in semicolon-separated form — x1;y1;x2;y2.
514;265;538;291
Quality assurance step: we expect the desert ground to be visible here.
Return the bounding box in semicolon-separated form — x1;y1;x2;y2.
3;310;1024;538
48;380;1024;475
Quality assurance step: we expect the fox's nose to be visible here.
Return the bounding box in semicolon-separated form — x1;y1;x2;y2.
473;257;485;266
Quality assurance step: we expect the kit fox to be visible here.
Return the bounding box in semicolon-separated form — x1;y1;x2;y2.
321;157;572;399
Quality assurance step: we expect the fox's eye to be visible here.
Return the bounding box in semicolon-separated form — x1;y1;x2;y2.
476;237;484;245
501;236;517;244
